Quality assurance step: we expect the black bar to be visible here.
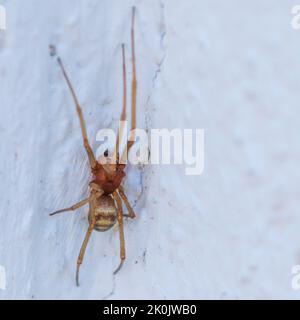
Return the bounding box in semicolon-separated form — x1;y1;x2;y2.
0;300;298;318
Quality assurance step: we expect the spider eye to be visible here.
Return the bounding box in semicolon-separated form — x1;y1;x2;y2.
104;149;109;157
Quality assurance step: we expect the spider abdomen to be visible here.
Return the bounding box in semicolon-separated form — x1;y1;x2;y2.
88;195;117;232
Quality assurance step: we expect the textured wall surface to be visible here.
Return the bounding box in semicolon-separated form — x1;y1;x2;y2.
0;0;300;299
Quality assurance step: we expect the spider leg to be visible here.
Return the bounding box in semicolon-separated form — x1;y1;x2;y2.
49;196;92;216
76;215;96;287
129;6;137;148
56;57;97;170
113;44;127;165
121;7;137;161
49;191;103;216
118;186;136;218
113;191;126;275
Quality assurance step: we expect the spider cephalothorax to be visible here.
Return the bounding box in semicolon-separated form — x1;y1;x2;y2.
49;7;138;286
92;162;126;195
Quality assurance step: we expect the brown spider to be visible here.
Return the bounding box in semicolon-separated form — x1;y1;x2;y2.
49;7;138;286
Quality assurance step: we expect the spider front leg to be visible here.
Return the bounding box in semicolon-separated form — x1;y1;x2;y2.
113;43;127;164
128;6;137;152
113;191;126;275
121;7;137;162
56;57;97;170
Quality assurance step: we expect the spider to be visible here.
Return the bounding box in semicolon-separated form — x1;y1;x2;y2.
49;7;138;286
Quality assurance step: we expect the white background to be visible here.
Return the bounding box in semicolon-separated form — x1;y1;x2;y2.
0;0;300;299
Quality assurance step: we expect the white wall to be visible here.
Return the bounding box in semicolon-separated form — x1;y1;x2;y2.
0;0;300;299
